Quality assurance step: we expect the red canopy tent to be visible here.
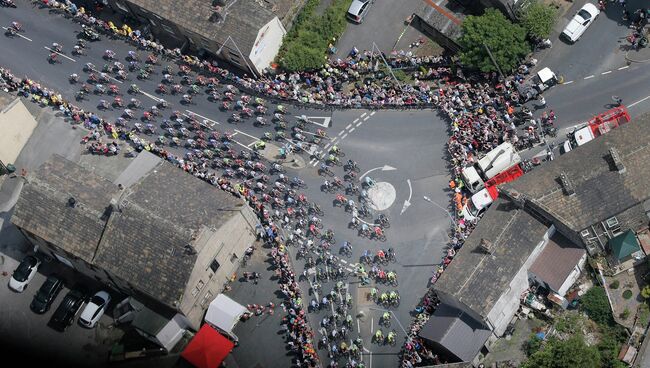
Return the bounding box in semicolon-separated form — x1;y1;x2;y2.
181;325;234;368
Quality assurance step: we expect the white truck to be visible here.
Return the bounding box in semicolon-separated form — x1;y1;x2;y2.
461;142;522;193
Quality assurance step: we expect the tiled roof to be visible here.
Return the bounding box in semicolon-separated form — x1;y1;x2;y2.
434;199;549;319
528;233;585;292
11;155;120;263
126;0;276;52
503;113;650;232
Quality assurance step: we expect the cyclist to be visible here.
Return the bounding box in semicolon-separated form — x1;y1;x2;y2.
370;287;378;300
377;249;386;262
379;292;389;304
387;271;397;284
382;311;391;325
389;290;399;303
374;329;383;343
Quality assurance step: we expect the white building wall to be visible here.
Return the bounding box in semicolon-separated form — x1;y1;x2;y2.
487;226;554;336
249;17;286;75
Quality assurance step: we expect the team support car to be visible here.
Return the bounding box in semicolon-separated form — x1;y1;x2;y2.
561;3;600;42
30;275;64;314
347;0;374;23
78;291;111;328
48;289;86;332
9;255;41;292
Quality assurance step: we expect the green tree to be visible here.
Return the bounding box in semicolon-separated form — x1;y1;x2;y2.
520;1;558;39
524;334;543;356
458;9;530;73
641;285;650;299
598;330;628;368
581;286;613;326
522;335;601;368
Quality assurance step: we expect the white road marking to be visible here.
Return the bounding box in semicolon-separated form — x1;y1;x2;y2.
618;65;629;70
357;318;361;336
341;133;348;140
2;27;32;41
141;91;162;102
371;317;374;334
584;75;594;80
353;118;360;124
370;111;376;116
340;259;347;264
234;129;258;140
324;143;331;150
44;46;76;62
363;115;370;121
346;123;353;130
338;131;345;136
235;141;253;151
601;71;612;75
628;95;650;108
356;121;363;127
247;141;256;147
309;158;317;164
311;161;319;167
185;110;220;125
564;80;574;85
360;112;367;118
349;127;355;133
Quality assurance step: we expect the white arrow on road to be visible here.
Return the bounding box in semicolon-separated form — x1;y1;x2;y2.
293;115;331;127
400;179;412;215
359;165;396;180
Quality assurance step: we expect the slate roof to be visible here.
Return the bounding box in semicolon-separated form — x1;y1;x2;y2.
434;198;549;319
11;155;120;263
13;155;245;310
503;113;650;232
414;0;465;41
419;303;491;362
126;0;276;52
529;233;585;292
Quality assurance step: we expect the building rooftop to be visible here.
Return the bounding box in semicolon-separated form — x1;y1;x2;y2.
419;303;491;362
414;0;465;41
529;233;585;292
503;113;650;232
12;155;120;263
13;155;245;309
434;199;549;319
127;0;278;52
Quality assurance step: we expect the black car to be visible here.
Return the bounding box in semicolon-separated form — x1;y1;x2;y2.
30;275;64;314
48;289;85;332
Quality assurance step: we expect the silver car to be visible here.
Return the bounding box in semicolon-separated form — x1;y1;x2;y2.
347;0;374;23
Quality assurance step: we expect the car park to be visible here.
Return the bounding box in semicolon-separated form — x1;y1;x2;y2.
30;275;64;314
78;291;110;328
9;255;41;292
561;3;600;42
346;0;373;23
48;289;86;332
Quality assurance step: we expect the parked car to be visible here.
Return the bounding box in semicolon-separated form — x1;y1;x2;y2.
78;291;111;328
48;289;86;332
346;0;373;23
30;275;64;314
9;255;41;292
561;3;600;42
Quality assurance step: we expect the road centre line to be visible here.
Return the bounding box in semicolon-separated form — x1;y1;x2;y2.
346;123;352;130
356;121;363;127
349;127;355;133
324;143;331;150
584;75;594;80
2;27;32;41
341;133;348;140
353;118;360;124
185;110;220;125
363;115;370;121
370;111;376;116
338;131;345;136
360;112;367;118
602;71;612;75
618;65;629;70
44;46;76;62
564;80;574;84
628;95;650;108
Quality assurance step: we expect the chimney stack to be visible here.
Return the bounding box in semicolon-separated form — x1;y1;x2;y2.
559;172;575;196
609;147;626;174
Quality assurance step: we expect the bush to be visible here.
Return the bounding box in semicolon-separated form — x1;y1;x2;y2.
522;335;601;368
581;286;613;326
277;0;353;71
641;285;650;299
623;290;633;299
620;308;630;319
609;280;619;289
524;334;543;357
639;304;650;326
520;1;558;40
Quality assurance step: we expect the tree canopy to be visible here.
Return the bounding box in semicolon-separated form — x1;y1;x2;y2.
521;1;558;39
522;335;601;368
458;9;530;73
581;286;613;326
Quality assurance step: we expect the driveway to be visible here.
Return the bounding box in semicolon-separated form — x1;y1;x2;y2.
334;0;424;58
